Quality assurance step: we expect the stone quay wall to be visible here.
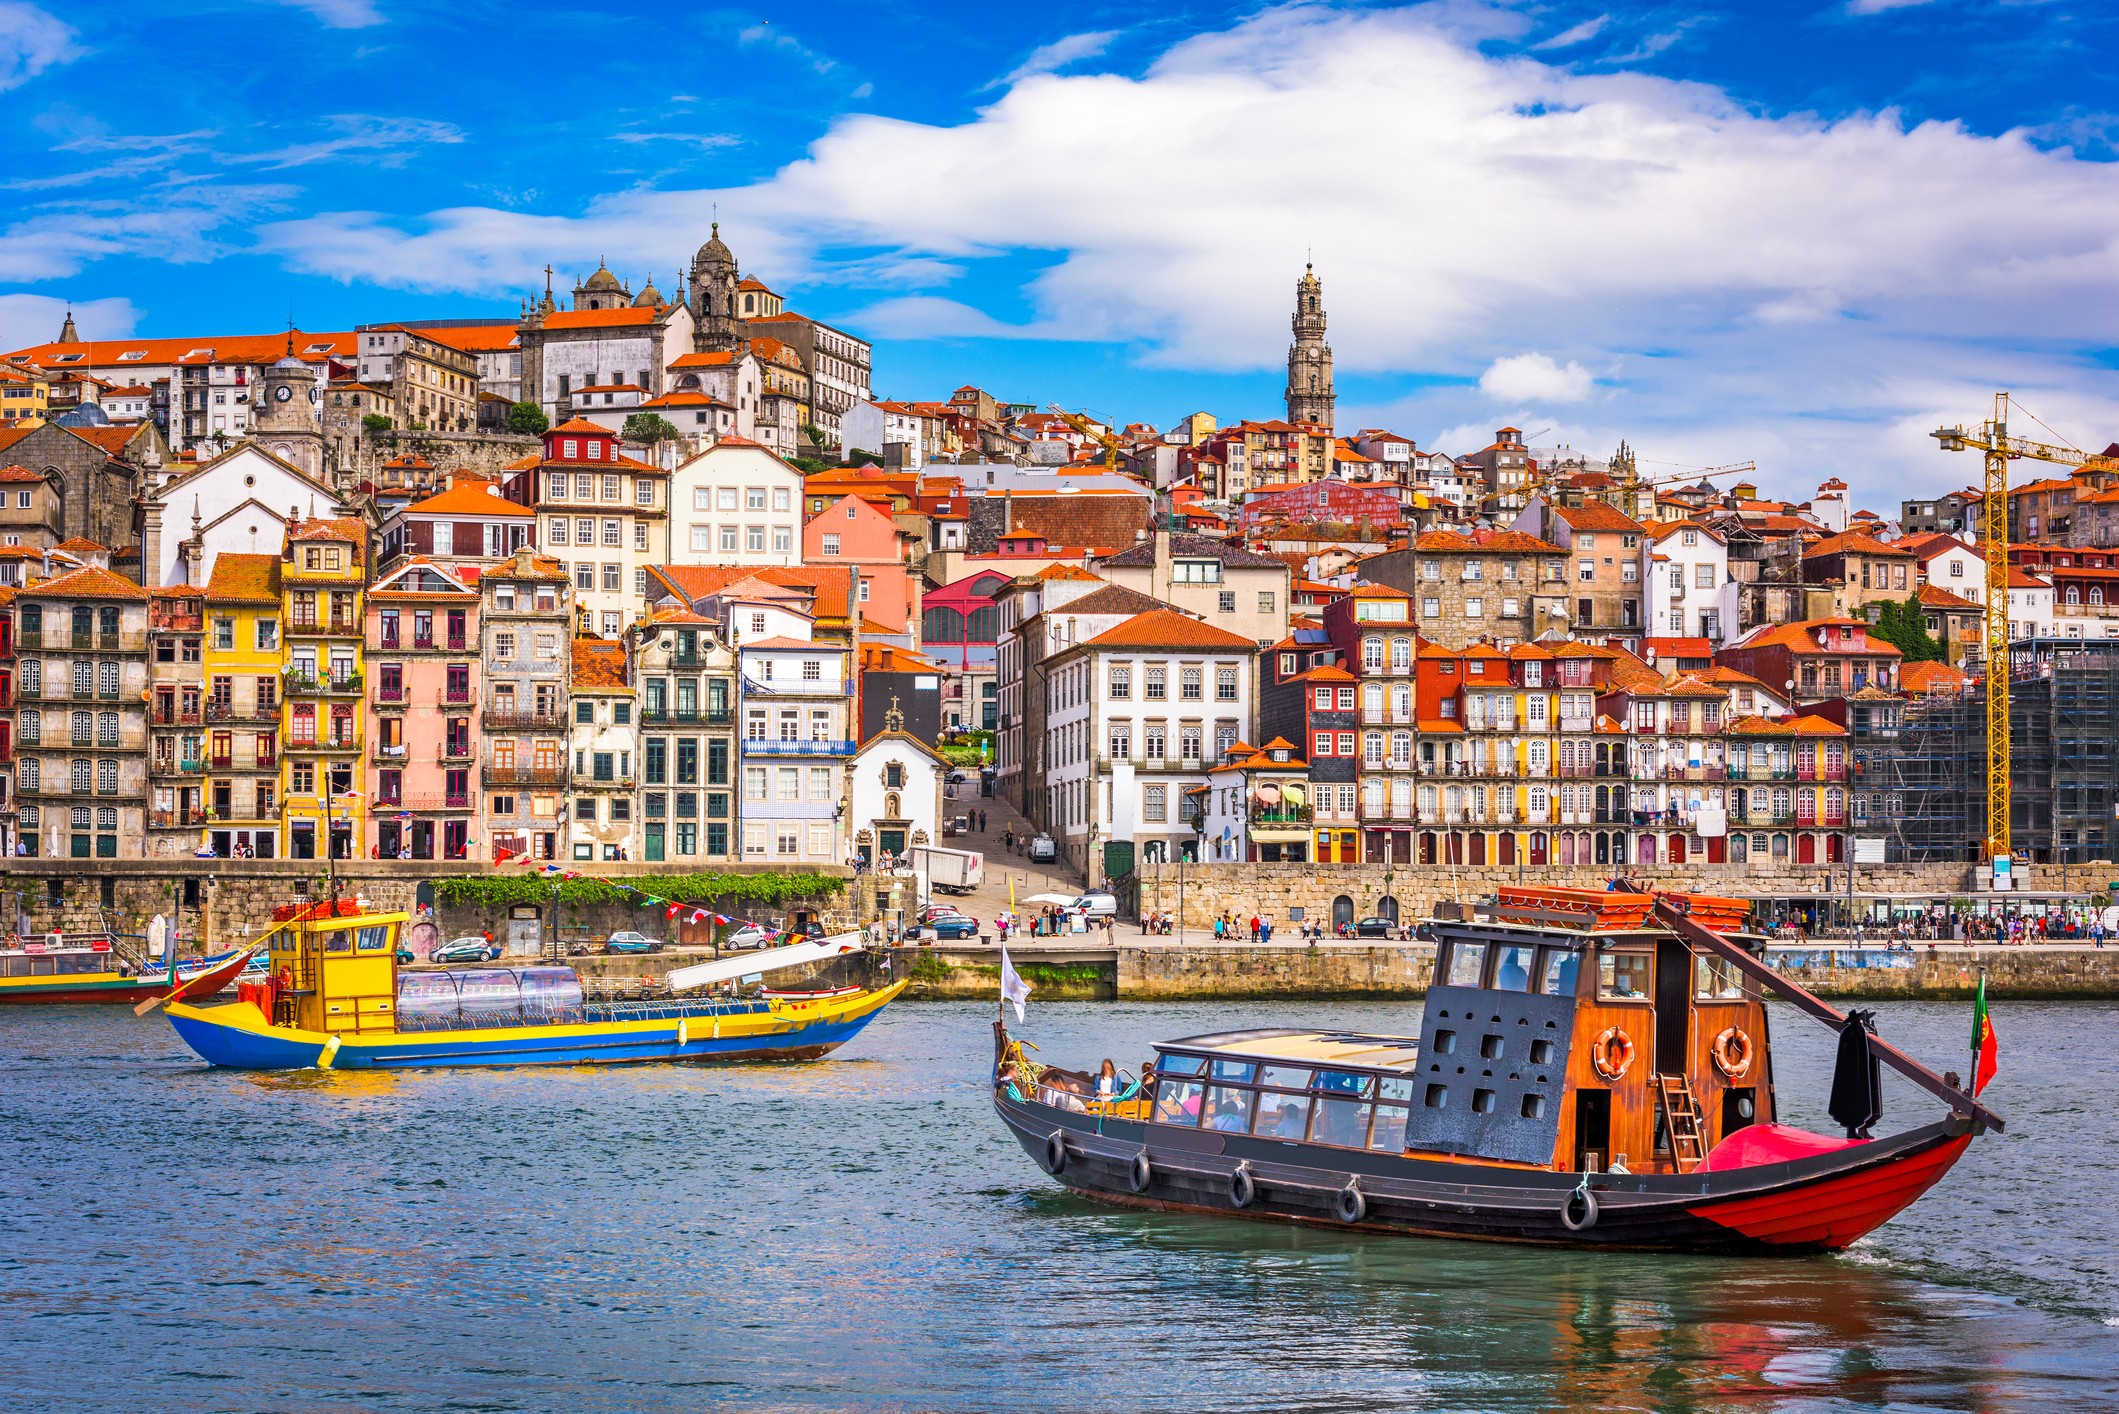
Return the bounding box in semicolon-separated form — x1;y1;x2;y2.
900;940;2119;1002
0;860;854;952
1123;860;2102;929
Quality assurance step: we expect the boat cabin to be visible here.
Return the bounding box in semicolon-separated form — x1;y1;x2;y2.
0;943;121;978
265;904;410;1034
1147;913;1775;1176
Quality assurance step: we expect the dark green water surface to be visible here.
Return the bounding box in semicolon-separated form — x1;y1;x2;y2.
2;997;2114;1412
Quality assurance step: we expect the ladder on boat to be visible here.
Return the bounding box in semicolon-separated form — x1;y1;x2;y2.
1656;1073;1708;1174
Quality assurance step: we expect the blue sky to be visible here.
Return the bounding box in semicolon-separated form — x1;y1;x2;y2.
4;0;2118;504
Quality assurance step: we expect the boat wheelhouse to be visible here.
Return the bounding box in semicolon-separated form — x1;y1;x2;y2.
995;885;2002;1252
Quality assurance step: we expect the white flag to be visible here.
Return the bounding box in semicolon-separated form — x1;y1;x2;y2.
999;946;1033;1023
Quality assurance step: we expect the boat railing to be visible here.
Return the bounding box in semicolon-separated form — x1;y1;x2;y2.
393;997;779;1032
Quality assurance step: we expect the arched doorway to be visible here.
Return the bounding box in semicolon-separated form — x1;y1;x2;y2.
1332;894;1355;931
1797;834;1816;864
1637;835;1656;866
1826;833;1844;863
1375;895;1399;924
1418;832;1436;864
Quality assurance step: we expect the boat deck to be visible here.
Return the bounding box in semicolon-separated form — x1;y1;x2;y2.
396;997;776;1033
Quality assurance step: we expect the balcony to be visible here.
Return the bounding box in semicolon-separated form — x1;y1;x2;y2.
1359;804;1415;822
438;689;474;707
1248;805;1313;825
376;686;408;706
481;764;568;787
149;809;212;829
1558;764;1594;778
206;701;279;723
437;744;474;762
742;739;857;757
149;758;206;777
152;709;203;727
483;711;563;732
1745;766;1794;781
572;772;637;790
1558;715;1593;733
401;794;476;811
286;673;363;697
288;618;362;638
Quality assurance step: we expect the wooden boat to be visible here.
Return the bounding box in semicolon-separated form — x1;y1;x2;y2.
993;886;2004;1253
0;937;253;1006
162;899;907;1070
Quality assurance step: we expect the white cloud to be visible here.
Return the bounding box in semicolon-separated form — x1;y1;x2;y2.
738;23;837;76
272;0;386;28
0;183;295;281
1479;352;1595;403
1846;0;1938;13
247;3;2119;504
0;1;77;91
1533;15;1609;50
227;114;462;169
0;293;137;351
992;30;1121;89
613;131;740;149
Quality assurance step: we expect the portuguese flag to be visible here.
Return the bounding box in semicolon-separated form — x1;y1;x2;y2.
1970;975;1998;1096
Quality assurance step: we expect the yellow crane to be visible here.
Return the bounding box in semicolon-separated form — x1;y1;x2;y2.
1044;405;1127;475
1931;393;2117;864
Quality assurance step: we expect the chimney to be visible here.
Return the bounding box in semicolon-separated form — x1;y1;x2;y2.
1002;489;1013;537
1153;525;1171;601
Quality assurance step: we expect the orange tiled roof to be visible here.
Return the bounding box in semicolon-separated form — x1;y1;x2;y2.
1790;713;1849;736
542;307;668;330
571;639;629;690
23;565;146;600
203;552;282;603
403;483;535;518
1902;660;1974;695
1551;503;1645;533
1915;584;1980;609
1079;609;1259;651
1724;713;1796;736
52;537;106;555
1805;531;1908;558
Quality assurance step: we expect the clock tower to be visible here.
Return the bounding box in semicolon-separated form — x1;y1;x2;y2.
254;339;324;481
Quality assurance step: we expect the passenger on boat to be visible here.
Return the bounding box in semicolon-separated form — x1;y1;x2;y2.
1096;1059;1120;1098
1208;1096;1249;1132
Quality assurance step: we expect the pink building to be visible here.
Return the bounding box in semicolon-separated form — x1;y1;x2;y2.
366;559;482;860
803;492;916;634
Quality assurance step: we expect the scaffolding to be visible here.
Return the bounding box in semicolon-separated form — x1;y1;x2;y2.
1890;689;1983;863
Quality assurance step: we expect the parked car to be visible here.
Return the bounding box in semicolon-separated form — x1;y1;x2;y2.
1353;916;1398;939
916;904;976;929
1028;834;1057;863
604;931;663;954
431;934;500;964
904;914;980;941
1069;891;1119;920
723;923;778;950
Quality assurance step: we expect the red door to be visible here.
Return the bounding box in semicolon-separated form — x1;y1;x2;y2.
1707;836;1726;863
1827;833;1844;863
1529;832;1548;866
1797;833;1817;864
1498;833;1516;865
1669;835;1686;864
1469;833;1486;866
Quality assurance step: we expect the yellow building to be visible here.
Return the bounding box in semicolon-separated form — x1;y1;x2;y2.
201;553;286;858
0;366;48;426
279;517;369;860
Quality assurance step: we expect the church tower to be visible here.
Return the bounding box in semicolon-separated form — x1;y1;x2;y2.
689;222;744;354
1284;263;1335;432
253;336;325;482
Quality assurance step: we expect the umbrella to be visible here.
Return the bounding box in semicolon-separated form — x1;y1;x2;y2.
148;913;167;959
1025;892;1079;906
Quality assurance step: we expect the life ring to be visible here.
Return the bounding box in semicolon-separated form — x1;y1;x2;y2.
1591;1027;1635;1081
1229;1162;1256;1209
1712;1027;1754;1080
1128;1151;1153;1193
1043;1129;1068;1175
1560;1182;1599;1232
1335;1181;1367;1224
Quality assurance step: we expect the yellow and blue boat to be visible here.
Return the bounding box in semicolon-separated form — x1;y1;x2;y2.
162;900;906;1070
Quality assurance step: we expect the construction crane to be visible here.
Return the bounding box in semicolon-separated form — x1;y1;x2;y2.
1521;447;1754;524
1044;405;1127;476
1931;394;2117;865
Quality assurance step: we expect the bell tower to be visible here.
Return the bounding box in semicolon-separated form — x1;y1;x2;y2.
689;222;744;354
1284;263;1335;432
254;332;324;481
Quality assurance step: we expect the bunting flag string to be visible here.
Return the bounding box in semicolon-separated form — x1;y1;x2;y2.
511;873;805;946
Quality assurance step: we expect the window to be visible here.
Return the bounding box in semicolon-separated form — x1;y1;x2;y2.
1216;667;1237;701
1144;667;1166;700
550;518;569;545
747;526;765;552
1465;598;1482;618
822;533;841;556
1695;563;1715;588
1143;784;1167;822
1109;665;1131;699
1180;667;1202;701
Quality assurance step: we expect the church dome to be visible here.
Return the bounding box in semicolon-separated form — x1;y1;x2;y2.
582;263;624;291
633;279;663;307
695;221;734;268
273;354;311;370
55;403;110;428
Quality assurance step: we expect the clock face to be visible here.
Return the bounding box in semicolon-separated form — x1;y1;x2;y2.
274;385;292;402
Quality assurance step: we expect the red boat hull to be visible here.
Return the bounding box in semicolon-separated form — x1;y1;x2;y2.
0;950;254;1007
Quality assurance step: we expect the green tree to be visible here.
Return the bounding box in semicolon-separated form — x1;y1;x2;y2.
360;413;393;433
1870;592;1941;663
622;412;681;445
803;422;828;448
506;401;549;436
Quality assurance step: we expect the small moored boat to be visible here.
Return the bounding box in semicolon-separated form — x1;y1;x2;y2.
994;886;2004;1253
163;899;906;1070
0;937;253;1006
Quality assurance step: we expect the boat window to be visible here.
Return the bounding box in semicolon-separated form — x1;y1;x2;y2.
1254;1089;1311;1138
1600;952;1650;1000
323;927;353;953
1152;1078;1206;1126
1445;942;1487;988
355;925;391;952
1492;945;1537;993
1370;1080;1411;1151
30;956;54;975
1204;1085;1254;1132
1694;955;1745;1001
1315;1071;1371;1097
1258;1065;1312;1090
1156;1054;1206;1076
1539;948;1580;997
1313;1093;1374;1148
1209;1058;1256;1082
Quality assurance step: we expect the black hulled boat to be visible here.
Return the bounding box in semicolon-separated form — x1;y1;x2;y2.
994;887;2002;1252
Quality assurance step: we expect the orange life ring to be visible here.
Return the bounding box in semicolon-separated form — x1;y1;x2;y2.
1712;1026;1754;1080
1591;1026;1634;1081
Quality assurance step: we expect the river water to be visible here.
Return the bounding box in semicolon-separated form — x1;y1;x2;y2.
3;997;2115;1412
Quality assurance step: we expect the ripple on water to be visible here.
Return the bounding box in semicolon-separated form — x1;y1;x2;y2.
1;997;2116;1413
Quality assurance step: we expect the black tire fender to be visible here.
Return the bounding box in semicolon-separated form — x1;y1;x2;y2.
1229;1162;1256;1209
1561;1183;1599;1232
1128;1151;1152;1193
1335;1181;1366;1224
1043;1129;1067;1176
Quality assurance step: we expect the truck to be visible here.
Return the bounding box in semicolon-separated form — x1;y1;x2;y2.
909;844;984;896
